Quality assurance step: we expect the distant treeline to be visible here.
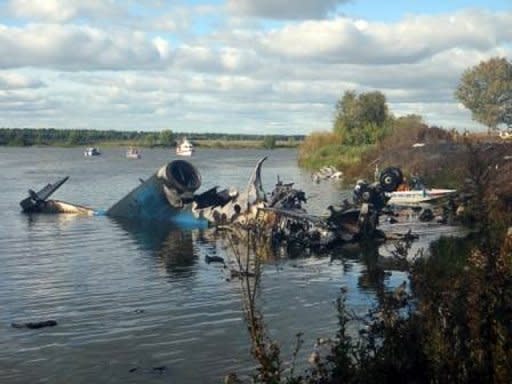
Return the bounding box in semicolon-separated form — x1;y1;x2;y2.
0;128;304;147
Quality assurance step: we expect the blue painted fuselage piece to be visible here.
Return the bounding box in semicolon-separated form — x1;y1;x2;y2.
106;174;208;229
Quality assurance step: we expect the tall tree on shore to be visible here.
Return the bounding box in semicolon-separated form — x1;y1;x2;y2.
334;90;390;145
159;129;174;146
455;57;512;133
262;135;276;149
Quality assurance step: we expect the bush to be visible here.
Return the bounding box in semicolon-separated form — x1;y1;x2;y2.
262;135;277;149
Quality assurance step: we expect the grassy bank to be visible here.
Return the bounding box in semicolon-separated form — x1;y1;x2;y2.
296;123;482;187
297;132;372;171
298;142;373;171
194;139;301;149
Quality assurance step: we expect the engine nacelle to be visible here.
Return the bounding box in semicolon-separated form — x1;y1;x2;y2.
107;160;202;221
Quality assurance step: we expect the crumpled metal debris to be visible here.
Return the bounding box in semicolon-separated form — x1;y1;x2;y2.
19;176;95;215
19;157;410;248
196;160;406;248
191;157;267;224
312;166;343;182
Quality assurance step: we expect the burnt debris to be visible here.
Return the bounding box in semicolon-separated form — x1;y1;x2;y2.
19;176;95;215
19;158;415;248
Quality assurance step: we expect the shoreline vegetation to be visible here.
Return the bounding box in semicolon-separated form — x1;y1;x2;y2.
0;128;303;150
297;57;512;187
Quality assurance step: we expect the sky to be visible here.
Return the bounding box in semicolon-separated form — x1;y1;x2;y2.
0;0;510;134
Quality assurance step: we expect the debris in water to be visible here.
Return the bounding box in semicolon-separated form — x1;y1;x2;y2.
205;255;225;264
11;320;58;329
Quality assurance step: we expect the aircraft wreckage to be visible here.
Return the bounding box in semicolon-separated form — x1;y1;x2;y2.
19;158;407;247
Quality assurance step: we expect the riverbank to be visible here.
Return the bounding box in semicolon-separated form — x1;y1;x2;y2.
2;139;301;150
298;124;512;189
193;139;300;149
0;128;303;149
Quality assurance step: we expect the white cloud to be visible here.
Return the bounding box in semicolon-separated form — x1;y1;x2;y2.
0;71;44;89
228;0;350;20
0;89;54;114
0;24;168;70
6;0;121;22
260;9;512;64
0;4;510;134
172;45;262;74
150;8;195;32
152;36;171;59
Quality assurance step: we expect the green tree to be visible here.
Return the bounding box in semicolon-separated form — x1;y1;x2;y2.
262;135;276;149
68;130;84;145
455;57;512;132
334;90;357;137
358;91;388;126
159;129;174;146
143;133;157;147
9;129;29;146
334;90;389;145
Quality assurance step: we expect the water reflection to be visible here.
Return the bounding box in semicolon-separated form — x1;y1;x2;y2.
110;218;199;278
23;211;86;230
325;241;409;295
357;244;390;293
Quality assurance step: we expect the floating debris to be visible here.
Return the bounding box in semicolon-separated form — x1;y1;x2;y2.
205;255;225;264
11;320;58;329
128;366;169;375
312;166;343;183
19;177;95;215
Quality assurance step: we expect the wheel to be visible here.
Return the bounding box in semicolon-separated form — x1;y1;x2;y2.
379;167;403;192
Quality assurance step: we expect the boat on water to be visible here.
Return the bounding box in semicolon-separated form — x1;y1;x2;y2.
176;137;194;156
387;188;457;206
84;147;101;157
126;147;141;159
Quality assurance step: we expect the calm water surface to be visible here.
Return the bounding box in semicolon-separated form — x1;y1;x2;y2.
0;147;450;383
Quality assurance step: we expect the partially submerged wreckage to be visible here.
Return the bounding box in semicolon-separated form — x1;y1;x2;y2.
20;158;408;247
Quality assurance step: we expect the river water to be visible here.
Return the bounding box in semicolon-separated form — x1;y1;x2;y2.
0;147;461;383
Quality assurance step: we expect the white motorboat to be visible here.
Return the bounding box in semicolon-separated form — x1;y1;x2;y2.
126;147;141;159
84;147;100;157
176;137;194;156
387;188;457;206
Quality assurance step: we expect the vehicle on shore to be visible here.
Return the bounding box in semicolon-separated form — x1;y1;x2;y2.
176;137;194;156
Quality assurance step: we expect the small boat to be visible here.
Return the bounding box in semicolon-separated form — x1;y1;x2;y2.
84;147;100;157
176;137;194;156
126;147;141;159
387;188;456;206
